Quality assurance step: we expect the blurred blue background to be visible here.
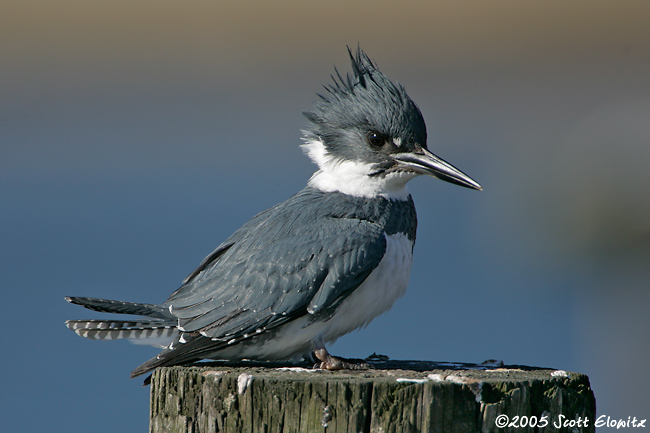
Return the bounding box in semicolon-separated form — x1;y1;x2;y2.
2;1;649;431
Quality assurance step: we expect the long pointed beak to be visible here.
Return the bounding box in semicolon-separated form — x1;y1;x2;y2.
393;148;483;190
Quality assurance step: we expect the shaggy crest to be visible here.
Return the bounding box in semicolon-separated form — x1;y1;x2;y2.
302;46;427;160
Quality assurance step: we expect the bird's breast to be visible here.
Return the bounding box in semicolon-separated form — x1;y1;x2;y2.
201;232;414;362
322;231;414;339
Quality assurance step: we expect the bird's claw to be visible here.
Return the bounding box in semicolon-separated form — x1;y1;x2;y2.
313;348;371;370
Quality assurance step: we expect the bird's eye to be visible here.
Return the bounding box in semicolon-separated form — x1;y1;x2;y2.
368;132;386;147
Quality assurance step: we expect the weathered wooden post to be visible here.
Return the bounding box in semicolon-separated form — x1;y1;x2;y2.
149;360;595;433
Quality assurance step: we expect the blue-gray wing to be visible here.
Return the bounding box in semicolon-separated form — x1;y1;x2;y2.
164;194;387;341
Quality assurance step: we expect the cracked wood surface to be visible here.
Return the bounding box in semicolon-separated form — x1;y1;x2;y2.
149;360;595;433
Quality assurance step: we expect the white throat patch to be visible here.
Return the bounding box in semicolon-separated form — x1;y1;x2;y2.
300;137;417;200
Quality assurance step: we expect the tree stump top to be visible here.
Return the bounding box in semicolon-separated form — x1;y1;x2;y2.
149;360;596;433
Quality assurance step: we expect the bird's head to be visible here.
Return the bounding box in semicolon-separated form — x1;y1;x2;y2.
302;47;482;199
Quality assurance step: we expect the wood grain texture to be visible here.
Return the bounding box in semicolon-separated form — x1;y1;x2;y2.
149;361;595;433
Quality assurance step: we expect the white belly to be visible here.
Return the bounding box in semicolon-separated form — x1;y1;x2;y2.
214;232;414;360
322;232;414;339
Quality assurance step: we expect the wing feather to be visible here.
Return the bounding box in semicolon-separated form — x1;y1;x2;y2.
164;189;387;342
130;188;414;376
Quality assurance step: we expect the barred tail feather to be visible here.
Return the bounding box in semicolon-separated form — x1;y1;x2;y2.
65;320;178;349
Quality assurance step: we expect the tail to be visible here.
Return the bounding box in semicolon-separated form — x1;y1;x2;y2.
65;296;170;319
66;319;178;348
65;296;178;349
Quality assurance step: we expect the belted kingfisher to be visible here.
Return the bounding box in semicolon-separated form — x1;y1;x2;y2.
66;47;482;378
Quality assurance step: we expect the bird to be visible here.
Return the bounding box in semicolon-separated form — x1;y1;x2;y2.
65;47;482;378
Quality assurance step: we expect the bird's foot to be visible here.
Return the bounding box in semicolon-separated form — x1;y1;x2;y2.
313;348;371;371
